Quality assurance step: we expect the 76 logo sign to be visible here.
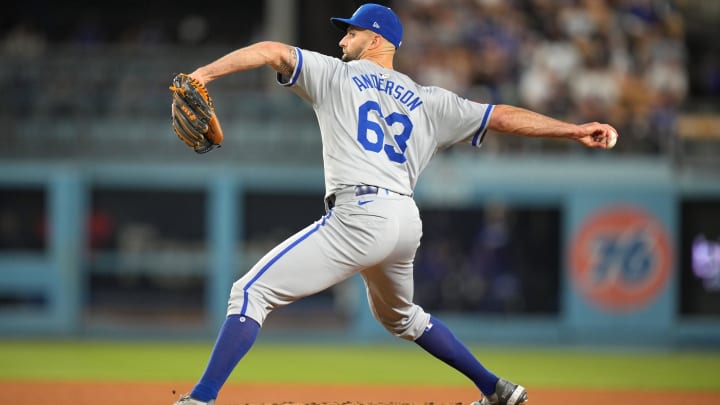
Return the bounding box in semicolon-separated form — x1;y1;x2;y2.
569;206;672;312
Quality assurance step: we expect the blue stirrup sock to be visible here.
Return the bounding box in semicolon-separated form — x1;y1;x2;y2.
190;314;260;401
414;316;499;395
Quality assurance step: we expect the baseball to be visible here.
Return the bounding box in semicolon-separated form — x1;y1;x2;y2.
606;129;618;149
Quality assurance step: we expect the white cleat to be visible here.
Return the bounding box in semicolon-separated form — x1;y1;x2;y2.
471;378;528;405
172;394;215;405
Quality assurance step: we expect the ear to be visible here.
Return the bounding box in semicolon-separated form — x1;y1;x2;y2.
369;34;382;49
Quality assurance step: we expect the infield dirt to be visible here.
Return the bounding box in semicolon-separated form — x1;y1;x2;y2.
1;381;719;405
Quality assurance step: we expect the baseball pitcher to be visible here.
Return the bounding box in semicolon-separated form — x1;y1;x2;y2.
171;4;618;405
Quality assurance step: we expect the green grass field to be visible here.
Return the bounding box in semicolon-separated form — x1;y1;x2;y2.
1;340;719;392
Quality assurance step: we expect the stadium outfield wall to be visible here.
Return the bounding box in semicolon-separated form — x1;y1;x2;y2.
1;156;719;348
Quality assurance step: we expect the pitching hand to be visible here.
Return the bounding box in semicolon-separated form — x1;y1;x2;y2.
576;122;619;149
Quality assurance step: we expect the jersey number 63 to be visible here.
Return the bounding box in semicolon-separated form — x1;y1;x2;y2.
357;100;413;164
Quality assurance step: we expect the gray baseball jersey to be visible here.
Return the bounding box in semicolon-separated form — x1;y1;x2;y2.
228;48;494;340
281;48;493;197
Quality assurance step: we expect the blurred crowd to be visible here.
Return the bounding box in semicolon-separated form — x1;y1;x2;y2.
393;0;689;154
0;0;695;157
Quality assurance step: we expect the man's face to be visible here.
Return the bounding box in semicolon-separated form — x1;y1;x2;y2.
338;26;376;62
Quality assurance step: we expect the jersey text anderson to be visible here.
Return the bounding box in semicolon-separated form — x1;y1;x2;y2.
351;74;424;111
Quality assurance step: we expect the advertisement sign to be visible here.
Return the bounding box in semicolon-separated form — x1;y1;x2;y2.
565;193;676;341
569;205;673;312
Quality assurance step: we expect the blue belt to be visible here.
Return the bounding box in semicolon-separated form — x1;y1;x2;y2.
354;185;383;196
326;185;394;210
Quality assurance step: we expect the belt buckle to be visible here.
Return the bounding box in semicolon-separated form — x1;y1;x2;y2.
355;185;379;196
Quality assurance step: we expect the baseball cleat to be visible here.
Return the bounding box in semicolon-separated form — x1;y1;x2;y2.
172;394;215;405
471;378;528;405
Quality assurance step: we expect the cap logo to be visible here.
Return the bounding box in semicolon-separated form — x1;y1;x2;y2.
372;21;380;29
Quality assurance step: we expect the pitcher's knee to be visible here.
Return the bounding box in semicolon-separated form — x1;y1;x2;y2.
376;305;431;341
227;279;274;325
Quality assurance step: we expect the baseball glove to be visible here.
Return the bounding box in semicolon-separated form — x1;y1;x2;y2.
169;73;223;154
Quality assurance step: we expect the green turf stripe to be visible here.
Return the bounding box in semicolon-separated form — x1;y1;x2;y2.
0;341;718;391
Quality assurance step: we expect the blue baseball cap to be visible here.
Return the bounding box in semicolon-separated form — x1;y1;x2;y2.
331;3;403;48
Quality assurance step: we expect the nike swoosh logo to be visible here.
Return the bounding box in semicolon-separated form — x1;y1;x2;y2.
357;200;374;206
